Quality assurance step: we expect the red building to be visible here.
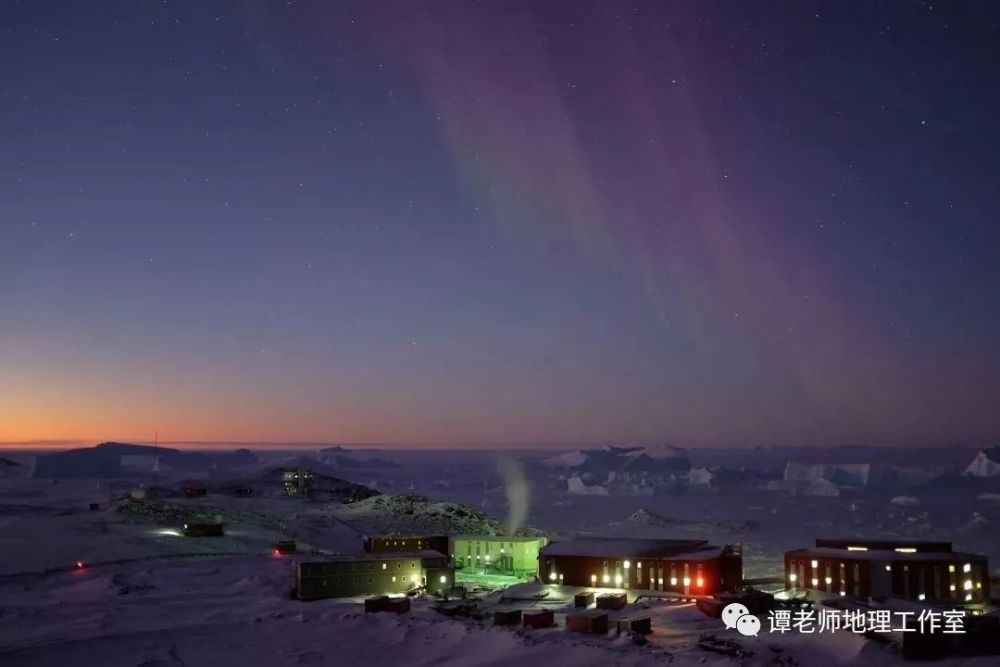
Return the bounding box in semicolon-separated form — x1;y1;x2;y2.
784;539;990;603
539;537;743;596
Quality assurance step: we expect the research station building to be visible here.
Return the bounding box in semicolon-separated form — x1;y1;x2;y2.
296;550;453;600
539;537;743;595
451;535;548;577
363;534;450;556
784;539;990;603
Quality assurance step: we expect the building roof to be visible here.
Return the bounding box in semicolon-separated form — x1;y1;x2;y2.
541;537;724;560
786;547;987;563
815;538;953;552
451;535;545;543
310;550;449;562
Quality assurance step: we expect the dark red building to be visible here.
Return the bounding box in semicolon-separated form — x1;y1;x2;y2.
539;537;743;596
784;539;990;603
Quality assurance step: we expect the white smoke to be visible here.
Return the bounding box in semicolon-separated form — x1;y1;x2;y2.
496;454;529;535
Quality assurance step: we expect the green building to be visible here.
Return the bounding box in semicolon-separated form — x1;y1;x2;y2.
451;535;548;578
296;551;453;600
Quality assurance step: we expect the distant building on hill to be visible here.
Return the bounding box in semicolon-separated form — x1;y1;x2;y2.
540;537;742;595
784;539;990;603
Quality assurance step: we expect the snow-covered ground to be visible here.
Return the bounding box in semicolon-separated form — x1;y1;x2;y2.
1;444;998;665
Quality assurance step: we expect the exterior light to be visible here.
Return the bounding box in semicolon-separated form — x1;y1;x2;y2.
894;548;917;553
440;575;447;584
885;565;891;572
669;577;677;586
976;582;982;589
965;594;972;601
811;578;819;587
846;546;867;552
789;573;797;583
839;591;846;597
696;577;704;587
825;577;832;585
591;574;597;584
811;560;818;568
950;584;956;592
549;572;557;581
614;574;623;585
918;594;926;601
637;562;642;569
623;560;630;569
963;563;971;573
658;578;663;586
683;577;691;586
603;575;610;584
382;563;387;570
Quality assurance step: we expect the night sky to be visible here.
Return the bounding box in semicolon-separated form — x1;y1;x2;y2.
2;1;998;447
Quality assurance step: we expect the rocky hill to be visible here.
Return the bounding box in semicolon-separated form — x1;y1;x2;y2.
333;493;505;536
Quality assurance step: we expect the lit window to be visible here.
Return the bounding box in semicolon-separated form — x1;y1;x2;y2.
894;547;917;553
637;562;642;569
623;560;631;569
382;563;386;570
846;546;867;552
963;563;971;573
964;580;973;590
811;560;818;568
948;564;956;573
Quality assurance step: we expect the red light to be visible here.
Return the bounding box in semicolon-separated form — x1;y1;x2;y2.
696;578;704;587
273;549;281;558
76;561;85;569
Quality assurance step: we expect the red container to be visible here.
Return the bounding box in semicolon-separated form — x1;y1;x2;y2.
567;611;609;635
522;610;555;628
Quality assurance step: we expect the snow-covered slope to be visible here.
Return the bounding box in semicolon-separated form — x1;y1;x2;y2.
963;448;1000;478
331;493;508;536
